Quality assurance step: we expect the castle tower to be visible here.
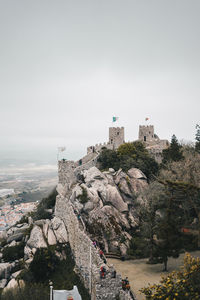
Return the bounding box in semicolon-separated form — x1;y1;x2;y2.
109;127;125;149
139;125;155;142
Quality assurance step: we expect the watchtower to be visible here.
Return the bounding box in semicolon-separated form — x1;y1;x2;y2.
139;125;155;142
109;127;125;149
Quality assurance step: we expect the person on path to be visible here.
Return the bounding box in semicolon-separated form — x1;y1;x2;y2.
99;249;104;259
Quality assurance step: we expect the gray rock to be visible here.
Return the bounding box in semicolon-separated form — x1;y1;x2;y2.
4;278;24;292
47;228;57;245
11;270;22;279
114;170;127;185
34;219;46;226
106;185;128;212
119;243;127;256
83;167;107;183
28;216;33;225
8;240;17;247
0;262;15;279
51;217;68;243
118;178;132;197
0;279;7;288
71;185;83;199
26;225;47;249
24;245;32;260
127;168;147;180
7;224;29;236
83;201;94;212
7;233;24;243
43;222;49;239
129;177;148;194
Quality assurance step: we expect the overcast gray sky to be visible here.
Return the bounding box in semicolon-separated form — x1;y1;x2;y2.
0;0;199;163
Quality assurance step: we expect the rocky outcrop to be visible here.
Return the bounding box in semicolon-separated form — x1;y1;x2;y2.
62;166;148;257
0;263;15;280
26;225;47;249
0;162;145;300
106;185;128;212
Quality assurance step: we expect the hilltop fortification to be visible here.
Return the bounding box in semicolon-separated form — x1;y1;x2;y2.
87;125;168;163
87;127;125;154
138;125;169;163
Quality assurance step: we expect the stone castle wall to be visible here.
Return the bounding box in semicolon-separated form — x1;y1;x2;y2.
87;125;168;163
138;125;154;142
56;160;133;299
109;127;125;149
87;127;125;154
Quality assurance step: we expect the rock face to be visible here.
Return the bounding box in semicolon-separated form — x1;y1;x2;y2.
66;166;148;256
27;225;47;249
0;162;145;300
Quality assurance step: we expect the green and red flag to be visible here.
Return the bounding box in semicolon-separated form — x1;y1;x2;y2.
112;116;119;122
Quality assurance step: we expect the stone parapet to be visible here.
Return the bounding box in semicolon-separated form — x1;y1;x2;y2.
55;193;133;300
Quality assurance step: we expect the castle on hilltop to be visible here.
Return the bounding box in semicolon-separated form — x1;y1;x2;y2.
87;125;169;163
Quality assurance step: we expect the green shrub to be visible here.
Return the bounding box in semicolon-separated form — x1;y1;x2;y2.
20;243;90;300
0;238;7;248
2;242;25;262
29;246;59;282
98;142;159;181
16;215;28;225
1;283;49;300
77;187;89;204
33;188;57;221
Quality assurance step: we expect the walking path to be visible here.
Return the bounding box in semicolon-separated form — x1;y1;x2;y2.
108;250;200;300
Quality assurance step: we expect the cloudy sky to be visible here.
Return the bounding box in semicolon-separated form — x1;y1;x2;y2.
0;0;199;164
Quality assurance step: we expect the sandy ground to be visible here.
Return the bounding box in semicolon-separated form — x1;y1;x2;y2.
108;251;200;300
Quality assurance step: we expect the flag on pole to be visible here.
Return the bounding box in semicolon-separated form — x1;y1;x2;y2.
112;116;119;122
58;146;66;152
145;117;149;121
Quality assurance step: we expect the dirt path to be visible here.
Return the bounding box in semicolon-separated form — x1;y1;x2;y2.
108;251;200;300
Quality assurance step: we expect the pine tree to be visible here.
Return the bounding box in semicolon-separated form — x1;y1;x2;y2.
162;135;183;164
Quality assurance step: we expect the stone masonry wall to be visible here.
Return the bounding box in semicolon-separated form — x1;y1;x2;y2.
56;159;133;300
55;194;132;300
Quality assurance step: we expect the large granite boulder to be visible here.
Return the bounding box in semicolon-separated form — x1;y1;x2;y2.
47;228;57;245
127;168;147;179
0;263;15;279
106;185;128;212
50;217;68;243
26;225;47;249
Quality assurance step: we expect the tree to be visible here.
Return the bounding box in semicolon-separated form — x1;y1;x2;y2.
152;180;185;271
140;253;200;299
134;181;184;271
117;142;138;157
195;124;200;153
134;182;165;262
162;135;183;164
97;148;119;170
29;247;59;282
98;142;159;180
159;150;200;248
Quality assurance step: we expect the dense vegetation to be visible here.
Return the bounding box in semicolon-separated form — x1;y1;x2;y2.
2;241;25;262
126;126;200;275
98;141;159;180
141;253;200;299
1;283;49;300
0;189;90;300
32;188;57;221
127;125;200;298
1;243;90;300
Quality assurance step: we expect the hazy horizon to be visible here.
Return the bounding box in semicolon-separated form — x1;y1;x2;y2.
1;0;199;165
